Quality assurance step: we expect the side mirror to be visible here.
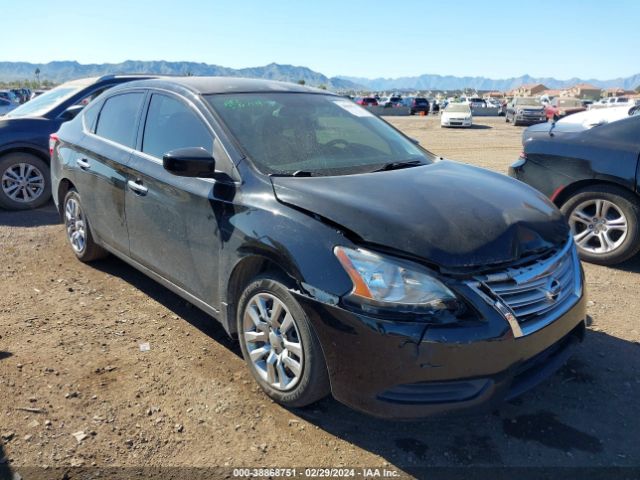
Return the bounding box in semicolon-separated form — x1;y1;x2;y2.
60;105;84;121
163;147;216;178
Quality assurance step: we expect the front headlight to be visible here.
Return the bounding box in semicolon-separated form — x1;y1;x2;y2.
334;246;459;313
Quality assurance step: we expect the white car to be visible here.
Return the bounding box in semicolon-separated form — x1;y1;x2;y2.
589;96;635;109
557;105;637;129
441;103;472;127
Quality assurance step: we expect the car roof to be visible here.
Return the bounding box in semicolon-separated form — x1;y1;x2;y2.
110;76;337;96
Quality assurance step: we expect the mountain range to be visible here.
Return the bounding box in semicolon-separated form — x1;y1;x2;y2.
0;60;639;92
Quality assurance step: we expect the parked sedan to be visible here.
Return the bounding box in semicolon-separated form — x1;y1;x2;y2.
0;74;157;210
510;115;640;265
440;103;472;127
544;97;586;121
0;98;16;116
51;77;586;419
506;97;547;126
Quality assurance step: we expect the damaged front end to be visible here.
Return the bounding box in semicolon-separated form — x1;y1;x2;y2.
292;236;586;419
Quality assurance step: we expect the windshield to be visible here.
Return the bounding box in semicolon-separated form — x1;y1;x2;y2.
515;97;542;106
206;93;434;176
6;84;84;118
445;103;471;113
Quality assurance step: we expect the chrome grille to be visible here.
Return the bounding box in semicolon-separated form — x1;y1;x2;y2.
468;238;582;336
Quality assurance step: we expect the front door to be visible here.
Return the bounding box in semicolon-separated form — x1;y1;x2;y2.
125;92;226;307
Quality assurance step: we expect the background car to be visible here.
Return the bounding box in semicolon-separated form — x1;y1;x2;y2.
0;98;16;116
0;74;157;210
468;97;487;109
506;97;547;126
0;90;20;106
403;97;430;115
510;115;640;265
355;96;378;106
440;103;472;127
545;97;586;121
380;95;403;107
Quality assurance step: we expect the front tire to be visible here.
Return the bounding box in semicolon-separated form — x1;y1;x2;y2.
237;275;330;408
0;153;51;210
560;185;640;265
63;189;108;262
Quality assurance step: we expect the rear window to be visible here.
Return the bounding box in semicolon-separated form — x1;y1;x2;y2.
95;92;145;148
414;98;428;105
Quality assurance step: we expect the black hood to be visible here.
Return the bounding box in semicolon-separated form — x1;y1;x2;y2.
271;161;569;269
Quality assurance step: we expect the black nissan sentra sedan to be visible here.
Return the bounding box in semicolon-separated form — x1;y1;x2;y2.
51;78;586;418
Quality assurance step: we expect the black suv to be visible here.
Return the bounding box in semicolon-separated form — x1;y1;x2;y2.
51;77;586;418
0;75;157;210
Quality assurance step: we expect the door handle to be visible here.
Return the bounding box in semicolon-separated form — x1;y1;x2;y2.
76;158;91;170
127;179;148;196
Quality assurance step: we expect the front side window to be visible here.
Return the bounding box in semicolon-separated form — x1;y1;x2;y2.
95;92;145;148
206;93;434;176
142;94;213;159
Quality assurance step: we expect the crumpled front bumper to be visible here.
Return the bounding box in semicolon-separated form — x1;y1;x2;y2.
295;290;586;419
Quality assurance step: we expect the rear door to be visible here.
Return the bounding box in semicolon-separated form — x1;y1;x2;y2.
125;92;227;306
73;91;146;254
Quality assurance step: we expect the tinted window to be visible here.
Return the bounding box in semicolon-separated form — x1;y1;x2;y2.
142;94;212;159
82;100;102;133
95;93;144;147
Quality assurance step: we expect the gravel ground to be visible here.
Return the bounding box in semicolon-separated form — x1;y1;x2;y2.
0;116;638;479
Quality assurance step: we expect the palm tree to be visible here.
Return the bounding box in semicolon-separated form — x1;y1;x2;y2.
35;68;40;84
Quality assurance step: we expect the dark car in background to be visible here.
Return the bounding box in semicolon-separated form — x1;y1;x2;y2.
51;77;586;419
510;115;640;265
0;74;157;210
403;97;430;115
544;97;586;121
506;97;547;126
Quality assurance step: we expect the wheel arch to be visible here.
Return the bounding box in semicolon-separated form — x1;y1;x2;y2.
0;145;50;165
223;253;299;336
552;179;638;208
56;178;76;219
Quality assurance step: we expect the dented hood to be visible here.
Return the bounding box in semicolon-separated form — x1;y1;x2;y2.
271;160;569;268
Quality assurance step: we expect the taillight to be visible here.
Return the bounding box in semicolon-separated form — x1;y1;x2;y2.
49;133;59;157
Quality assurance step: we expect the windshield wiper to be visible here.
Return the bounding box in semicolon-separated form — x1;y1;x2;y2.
371;159;424;172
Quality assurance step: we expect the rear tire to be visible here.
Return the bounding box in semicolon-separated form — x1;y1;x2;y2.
237;275;331;408
0;153;51;210
63;189;108;262
560;185;640;265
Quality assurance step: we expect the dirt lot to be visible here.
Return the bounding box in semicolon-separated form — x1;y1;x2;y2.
1;116;639;479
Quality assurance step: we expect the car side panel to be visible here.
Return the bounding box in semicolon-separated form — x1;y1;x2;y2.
70;133;132;254
124;153;224;307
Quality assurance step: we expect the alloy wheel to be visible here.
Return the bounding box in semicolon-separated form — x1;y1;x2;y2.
569;199;628;254
1;162;45;203
65;196;87;254
242;293;304;391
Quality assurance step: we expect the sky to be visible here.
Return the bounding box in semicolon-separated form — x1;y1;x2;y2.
2;0;639;80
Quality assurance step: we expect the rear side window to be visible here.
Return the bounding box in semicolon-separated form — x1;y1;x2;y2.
95;93;144;148
142;94;213;159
